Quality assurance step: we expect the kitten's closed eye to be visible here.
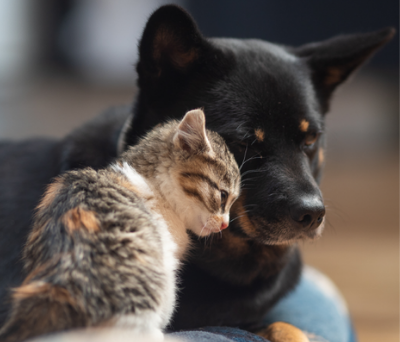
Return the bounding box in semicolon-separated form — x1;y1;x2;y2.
220;190;228;207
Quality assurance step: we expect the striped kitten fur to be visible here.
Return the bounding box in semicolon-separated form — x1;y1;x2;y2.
0;109;240;342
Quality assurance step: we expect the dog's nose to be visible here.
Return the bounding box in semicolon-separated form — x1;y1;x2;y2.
290;196;325;231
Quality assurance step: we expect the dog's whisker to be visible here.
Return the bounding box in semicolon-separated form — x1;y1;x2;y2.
239;144;249;171
241;168;264;178
242;130;253;140
240;180;258;186
240;179;257;184
239;150;264;173
236;122;246;131
238;187;258;192
267;193;280;198
240;156;263;171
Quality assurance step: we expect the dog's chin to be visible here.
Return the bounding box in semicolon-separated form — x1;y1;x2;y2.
245;217;325;246
260;232;323;246
305;218;326;241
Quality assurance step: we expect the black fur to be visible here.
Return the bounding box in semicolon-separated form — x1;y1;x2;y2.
0;4;394;331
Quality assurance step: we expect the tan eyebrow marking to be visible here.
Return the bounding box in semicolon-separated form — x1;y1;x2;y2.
254;128;265;142
299;119;309;132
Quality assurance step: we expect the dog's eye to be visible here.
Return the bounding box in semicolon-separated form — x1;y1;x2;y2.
304;132;319;147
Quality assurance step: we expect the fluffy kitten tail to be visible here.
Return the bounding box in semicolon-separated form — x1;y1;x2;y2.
0;282;85;342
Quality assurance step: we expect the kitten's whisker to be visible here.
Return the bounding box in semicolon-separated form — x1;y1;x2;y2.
230;211;253;223
198;221;207;239
230;216;243;223
204;231;211;247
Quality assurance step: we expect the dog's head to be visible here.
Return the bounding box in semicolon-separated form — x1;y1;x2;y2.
125;5;394;245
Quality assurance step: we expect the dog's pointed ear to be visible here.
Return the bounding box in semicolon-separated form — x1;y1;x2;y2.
294;27;395;111
137;5;204;81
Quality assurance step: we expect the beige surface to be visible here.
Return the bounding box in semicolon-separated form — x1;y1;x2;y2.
301;157;399;342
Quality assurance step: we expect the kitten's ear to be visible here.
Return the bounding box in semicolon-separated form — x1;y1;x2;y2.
173;109;212;154
137;5;204;81
294;27;395;111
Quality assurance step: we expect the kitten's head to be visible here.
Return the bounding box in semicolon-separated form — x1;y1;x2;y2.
171;109;241;237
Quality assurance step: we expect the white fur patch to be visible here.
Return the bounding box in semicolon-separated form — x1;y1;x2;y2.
151;210;180;326
112;162;153;198
223;213;229;224
111;161;179;328
113;312;163;338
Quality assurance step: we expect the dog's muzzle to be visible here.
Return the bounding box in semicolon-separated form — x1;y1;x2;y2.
289;195;325;232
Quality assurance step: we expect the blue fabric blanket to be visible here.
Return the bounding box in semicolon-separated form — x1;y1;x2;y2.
169;267;357;342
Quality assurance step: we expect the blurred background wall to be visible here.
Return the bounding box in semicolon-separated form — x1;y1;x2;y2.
0;1;398;341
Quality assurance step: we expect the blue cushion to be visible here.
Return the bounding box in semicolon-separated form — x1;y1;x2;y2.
170;327;269;342
168;266;357;342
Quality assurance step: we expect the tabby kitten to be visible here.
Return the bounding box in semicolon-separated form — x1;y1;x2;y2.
0;109;240;342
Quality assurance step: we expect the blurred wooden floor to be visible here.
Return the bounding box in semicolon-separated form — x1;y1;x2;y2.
301;156;399;342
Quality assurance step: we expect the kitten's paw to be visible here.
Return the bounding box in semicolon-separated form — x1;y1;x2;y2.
257;322;310;342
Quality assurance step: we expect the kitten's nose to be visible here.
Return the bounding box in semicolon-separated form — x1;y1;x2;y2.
220;222;228;230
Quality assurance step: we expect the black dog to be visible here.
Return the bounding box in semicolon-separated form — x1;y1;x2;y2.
0;5;393;334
